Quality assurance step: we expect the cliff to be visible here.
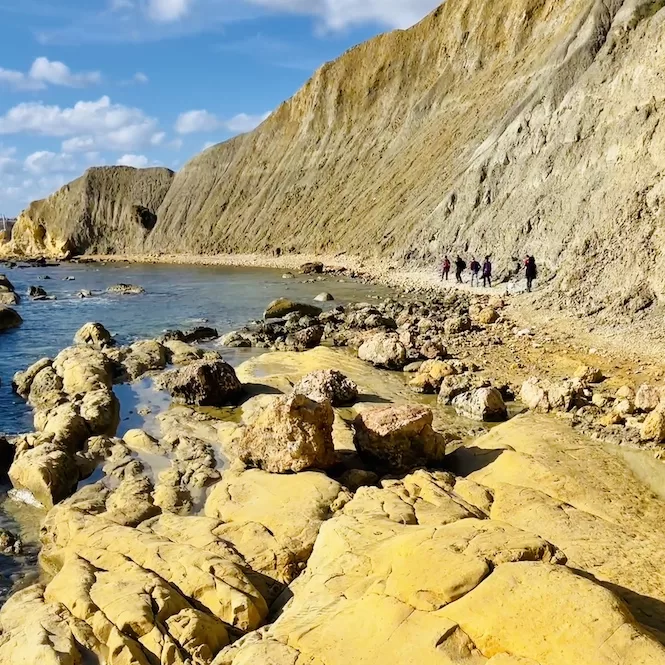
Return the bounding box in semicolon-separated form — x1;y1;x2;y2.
2;166;174;258
8;0;665;316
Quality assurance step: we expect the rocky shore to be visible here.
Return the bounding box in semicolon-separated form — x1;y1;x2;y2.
2;283;665;664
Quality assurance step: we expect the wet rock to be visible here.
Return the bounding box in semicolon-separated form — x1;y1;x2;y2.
354;405;447;472
314;292;334;302
106;283;145;295
293;369;358;406
264;298;322;319
228;393;335;473
452;387;508;422
76;289;93;298
73;322;113;349
0;291;19;305
641;410;665;442
183;326;219;342
0;528;22;555
358;333;407;370
301;261;324;274
0;306;22;331
403;361;424;373
28;285;47;298
157;359;242;406
121;339;168;380
0;274;15;292
164;339;222;365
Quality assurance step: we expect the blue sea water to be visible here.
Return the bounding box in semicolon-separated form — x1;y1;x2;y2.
0;261;389;436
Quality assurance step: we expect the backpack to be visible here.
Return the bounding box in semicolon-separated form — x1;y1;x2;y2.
460;260;467;271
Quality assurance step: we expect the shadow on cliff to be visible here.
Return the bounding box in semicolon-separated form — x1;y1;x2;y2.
445;446;505;476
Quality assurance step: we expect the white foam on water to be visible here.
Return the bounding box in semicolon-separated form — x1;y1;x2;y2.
7;488;44;509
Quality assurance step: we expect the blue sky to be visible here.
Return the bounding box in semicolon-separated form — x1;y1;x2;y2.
0;0;441;216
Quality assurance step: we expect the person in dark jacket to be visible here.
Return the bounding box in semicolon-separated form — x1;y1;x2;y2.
441;256;451;281
470;257;481;287
482;256;492;288
525;255;538;292
455;256;466;284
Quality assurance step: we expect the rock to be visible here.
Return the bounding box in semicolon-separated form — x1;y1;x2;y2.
287;325;323;350
264;298;322;319
420;340;446;359
28;285;47;298
27;366;66;412
53;346;113;395
157;359;242;406
106;283;145;295
35;402;89;449
282;272;294;279
444;315;471;335
520;377;582;413
354;405;447;472
641;410;665;442
76;289;93;298
121;339;168;380
12;357;52;398
0;274;15;292
403;361;424;373
293;369;358;406
452;387;508;422
314;292;334;302
0;306;22;331
164;339;222;365
635;384;663;412
0;528;22;555
358;333;407;370
600;412;625;427
183;326;219;342
228;393;335;473
408;359;457;394
477;307;499;325
575;365;604;383
9;439;79;508
339;469;379;491
301;261;324;274
0;291;19;305
591;392;608;409
613;398;634;417
616;385;635;400
438;375;474;405
205;467;345;567
79;389;120;436
73;322;113;349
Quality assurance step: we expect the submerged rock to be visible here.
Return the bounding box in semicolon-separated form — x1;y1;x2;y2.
228;393;336;473
0;307;22;331
157;359;242;406
354;405;447;472
107;283;145;295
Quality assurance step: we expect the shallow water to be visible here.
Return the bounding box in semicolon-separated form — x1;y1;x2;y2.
0;261;391;435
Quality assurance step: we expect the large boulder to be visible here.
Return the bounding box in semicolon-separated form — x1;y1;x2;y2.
26;366;66;412
121;339;168;380
228;393;336;473
452;387;508;422
293;370;358;406
52;346;113;395
641;409;665;442
9;439;79;508
79;389;120;436
353;405;447;472
0;274;15;292
73;322;113;349
13;358;52;398
408;360;457;394
264;298;322;319
358;333;407;370
0;306;22;331
0;291;19;305
635;384;664;413
157;359;242;406
34;403;89;449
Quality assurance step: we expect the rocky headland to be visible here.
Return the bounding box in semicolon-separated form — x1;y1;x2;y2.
1;283;665;664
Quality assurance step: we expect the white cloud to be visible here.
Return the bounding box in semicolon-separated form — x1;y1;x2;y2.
175;109;269;135
116;153;149;168
134;71;149;84
147;0;194;22
0;96;161;152
0;57;100;91
24;151;77;175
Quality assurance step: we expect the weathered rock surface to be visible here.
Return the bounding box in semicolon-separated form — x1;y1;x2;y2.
358;333;407;370
73;322;113;349
292;369;358;406
354;405;447;472
452;387;508;422
228;393;336;473
264;299;322;320
157;359;242;406
107;283;146;295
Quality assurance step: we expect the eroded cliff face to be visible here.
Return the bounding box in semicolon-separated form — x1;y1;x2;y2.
2;166;174;258
8;0;665;315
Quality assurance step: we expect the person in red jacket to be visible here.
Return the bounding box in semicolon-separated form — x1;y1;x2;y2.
441;255;451;281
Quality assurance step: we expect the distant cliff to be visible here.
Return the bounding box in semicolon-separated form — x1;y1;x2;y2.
2;166;173;258
7;0;665;317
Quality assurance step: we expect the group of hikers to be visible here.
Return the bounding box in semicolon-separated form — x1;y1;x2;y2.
441;254;538;292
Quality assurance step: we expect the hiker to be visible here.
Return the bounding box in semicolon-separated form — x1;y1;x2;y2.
470;257;481;287
455;256;466;284
525;255;538;292
482;255;492;288
441;255;451;281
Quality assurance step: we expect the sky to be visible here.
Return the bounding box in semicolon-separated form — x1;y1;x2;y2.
0;0;441;217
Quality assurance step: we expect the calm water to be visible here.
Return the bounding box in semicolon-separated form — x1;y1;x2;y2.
0;261;390;436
